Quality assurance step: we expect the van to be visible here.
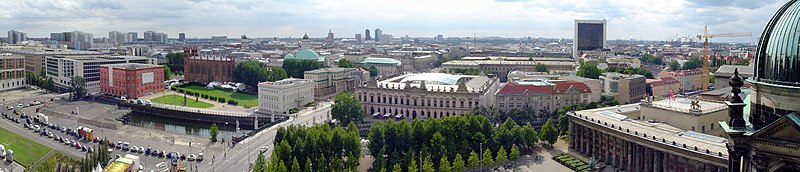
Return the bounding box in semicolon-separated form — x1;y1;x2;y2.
6;150;13;162
0;144;5;158
35;113;48;123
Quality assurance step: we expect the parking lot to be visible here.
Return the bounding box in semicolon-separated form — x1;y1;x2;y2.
0;94;225;171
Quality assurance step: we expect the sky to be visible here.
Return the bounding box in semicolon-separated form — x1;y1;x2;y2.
0;0;788;42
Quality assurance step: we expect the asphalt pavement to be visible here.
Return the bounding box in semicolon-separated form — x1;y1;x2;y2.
212;103;332;172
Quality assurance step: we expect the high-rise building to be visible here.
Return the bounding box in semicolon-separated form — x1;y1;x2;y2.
573;19;607;58
108;31;128;45
179;33;186;42
365;29;372;40
127;32;138;41
374;28;382;42
355;33;362;43
7;30;27;44
50;33;66;41
436;35;444;41
143;30;155;42
326;30;334;44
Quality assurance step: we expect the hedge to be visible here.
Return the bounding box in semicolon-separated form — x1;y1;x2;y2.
218;98;226;103
227;100;238;105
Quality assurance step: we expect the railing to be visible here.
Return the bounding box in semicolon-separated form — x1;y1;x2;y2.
147;103;261;117
645;103;727;114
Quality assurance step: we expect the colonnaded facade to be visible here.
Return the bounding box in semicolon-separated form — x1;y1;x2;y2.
354;73;499;120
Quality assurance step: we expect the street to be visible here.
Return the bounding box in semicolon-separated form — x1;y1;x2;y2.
212;103;332;172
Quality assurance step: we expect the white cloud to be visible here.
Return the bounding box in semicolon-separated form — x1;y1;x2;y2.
0;0;787;42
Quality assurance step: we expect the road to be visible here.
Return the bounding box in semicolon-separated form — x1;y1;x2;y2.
0;92;218;172
212;103;332;172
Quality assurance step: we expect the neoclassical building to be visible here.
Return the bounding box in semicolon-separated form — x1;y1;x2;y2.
720;0;800;171
354;73;499;120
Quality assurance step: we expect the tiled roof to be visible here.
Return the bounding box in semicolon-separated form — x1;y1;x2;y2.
647;77;680;87
497;80;591;95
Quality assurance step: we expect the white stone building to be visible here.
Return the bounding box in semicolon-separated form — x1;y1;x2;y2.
258;78;315;115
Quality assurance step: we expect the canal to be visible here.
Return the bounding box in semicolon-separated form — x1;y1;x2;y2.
125;112;252;140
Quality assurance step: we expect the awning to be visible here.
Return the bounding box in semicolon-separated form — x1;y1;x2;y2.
395;114;403;118
383;113;392;118
372;113;380;117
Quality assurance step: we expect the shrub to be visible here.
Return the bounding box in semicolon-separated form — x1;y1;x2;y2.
227;100;237;105
218;98;226;103
176;89;183;93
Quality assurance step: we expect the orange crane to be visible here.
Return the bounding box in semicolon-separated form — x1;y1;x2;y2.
696;25;751;91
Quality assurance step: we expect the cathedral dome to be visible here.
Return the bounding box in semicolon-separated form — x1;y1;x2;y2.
753;0;800;87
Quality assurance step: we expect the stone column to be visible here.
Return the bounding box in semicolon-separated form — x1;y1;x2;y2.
569;121;575;149
728;150;742;172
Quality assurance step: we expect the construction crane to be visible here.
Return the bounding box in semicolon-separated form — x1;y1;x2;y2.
696;25;752;91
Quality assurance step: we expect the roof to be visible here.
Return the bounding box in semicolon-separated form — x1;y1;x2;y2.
571;104;729;160
714;65;754;77
285;49;324;61
754;0;800;86
360;57;402;65
400;73;462;85
497;80;591;95
304;67;356;74
103;63;161;70
647;77;680;87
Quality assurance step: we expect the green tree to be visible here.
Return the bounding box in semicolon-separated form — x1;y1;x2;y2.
331;92;366;125
669;60;681;71
210;123;219;142
368;65;379;77
235;61;287;87
304;158;312;172
408;158;418;172
163;65;172;80
577;62;602;79
495;146;508;163
337;59;354;68
683;57;703;70
467;151;480;168
277;160;288;172
509;145;521;160
291;157;301;172
253;152;267;172
452;154;465;171
535;63;548;72
539;119;558;146
392;163;402;172
422;155;435;172
282;59;321;78
482;149;494;165
439;155;452;172
69;76;86;99
165;52;185;74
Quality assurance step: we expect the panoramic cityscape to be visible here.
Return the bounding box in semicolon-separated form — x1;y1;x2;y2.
0;0;799;172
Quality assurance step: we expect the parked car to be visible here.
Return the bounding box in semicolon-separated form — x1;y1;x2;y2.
0;144;5;158
188;154;196;161
197;153;203;161
122;143;129;151
137;147;144;154
145;147;152;155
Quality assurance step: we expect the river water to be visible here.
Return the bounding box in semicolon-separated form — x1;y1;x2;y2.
125;112;252;141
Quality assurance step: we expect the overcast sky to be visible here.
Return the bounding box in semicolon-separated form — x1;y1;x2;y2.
0;0;787;42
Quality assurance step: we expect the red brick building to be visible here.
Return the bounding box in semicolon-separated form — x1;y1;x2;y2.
183;47;235;83
100;63;165;99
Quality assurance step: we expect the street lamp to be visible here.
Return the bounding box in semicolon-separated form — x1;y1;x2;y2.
480;143;483;172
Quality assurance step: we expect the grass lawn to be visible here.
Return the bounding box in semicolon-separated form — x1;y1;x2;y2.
0;126;52;168
179;85;258;108
151;94;215;108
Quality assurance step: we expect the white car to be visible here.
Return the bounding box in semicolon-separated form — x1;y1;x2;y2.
188;154;196;161
0;144;5;158
5;106;12;110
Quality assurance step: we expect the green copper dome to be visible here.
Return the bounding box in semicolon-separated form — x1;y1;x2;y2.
754;0;800;86
284;49;324;62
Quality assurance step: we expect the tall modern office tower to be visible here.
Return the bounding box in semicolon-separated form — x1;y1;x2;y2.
355;34;362;43
143;30;156;42
365;29;372;40
179;33;186;42
7;30;27;44
374;28;382;42
573;19;606;58
127;32;138;41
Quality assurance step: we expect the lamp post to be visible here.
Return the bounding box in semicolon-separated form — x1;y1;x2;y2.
480;143;483;172
419;150;422;172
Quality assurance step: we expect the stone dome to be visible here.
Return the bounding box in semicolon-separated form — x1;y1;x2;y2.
753;0;800;87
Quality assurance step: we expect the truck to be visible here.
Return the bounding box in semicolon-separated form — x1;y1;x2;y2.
77;126;93;140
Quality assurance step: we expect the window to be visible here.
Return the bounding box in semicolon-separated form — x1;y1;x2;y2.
702;126;705;133
711;123;715;130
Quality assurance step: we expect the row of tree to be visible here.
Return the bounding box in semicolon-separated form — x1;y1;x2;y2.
253;123;362;172
233;61;288;88
447;68;483;75
165;52;185;75
640;54;663;65
25;72;54;91
282;59;322;78
367;115;544;172
79;138;111;172
605;66;654;79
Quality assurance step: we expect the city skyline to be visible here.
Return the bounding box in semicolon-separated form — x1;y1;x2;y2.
0;0;785;42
